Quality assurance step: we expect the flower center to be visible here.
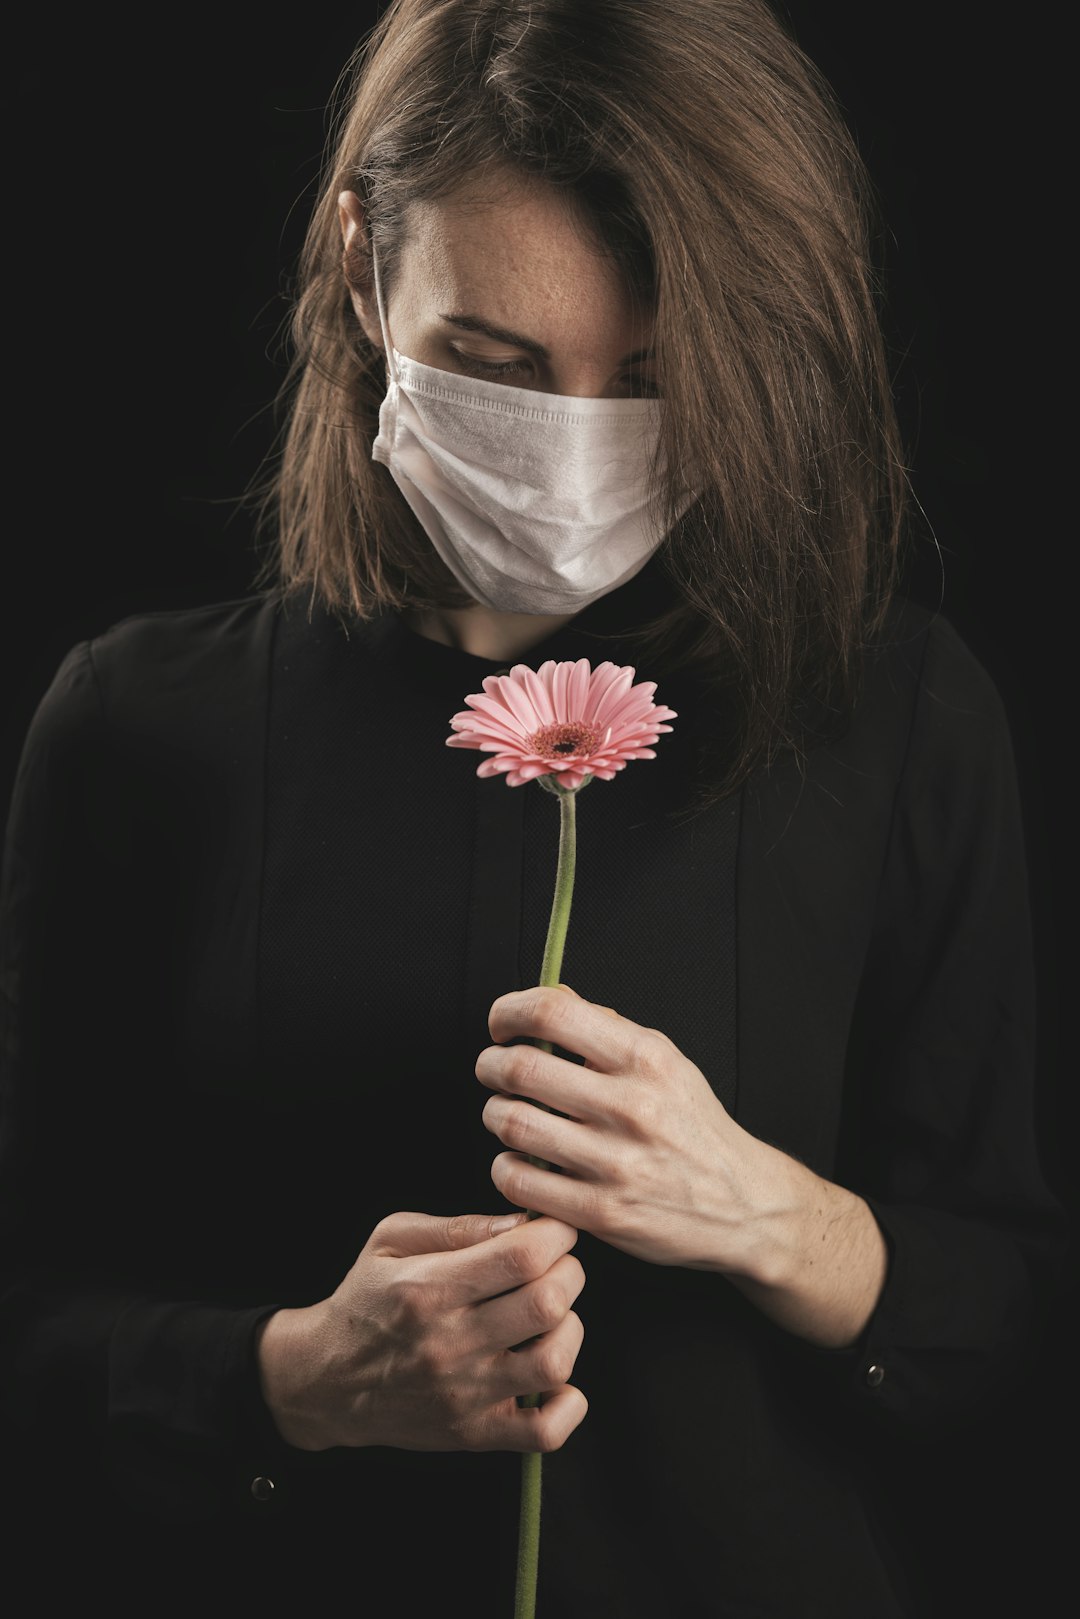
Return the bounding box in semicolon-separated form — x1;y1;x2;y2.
528;721;603;760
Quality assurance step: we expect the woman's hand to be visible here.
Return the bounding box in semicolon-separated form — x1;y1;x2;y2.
477;983;763;1271
477;984;888;1347
255;1210;587;1453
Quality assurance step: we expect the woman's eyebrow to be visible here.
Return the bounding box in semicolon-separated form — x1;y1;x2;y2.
438;312;651;367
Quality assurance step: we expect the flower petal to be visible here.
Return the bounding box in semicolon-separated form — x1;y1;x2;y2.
565;658;592;721
590;666;638;727
516;665;558;726
496;671;547;731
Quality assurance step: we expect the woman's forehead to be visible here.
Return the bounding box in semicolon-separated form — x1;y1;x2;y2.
398;186;653;342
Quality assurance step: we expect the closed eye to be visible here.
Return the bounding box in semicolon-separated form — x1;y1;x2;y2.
460;356;532;380
455;353;659;396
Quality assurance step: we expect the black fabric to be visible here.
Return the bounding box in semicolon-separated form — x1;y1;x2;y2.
0;552;1063;1615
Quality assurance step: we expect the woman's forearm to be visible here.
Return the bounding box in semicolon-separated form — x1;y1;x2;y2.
718;1135;889;1350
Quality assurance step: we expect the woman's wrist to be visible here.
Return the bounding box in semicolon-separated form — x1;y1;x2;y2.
719;1133;889;1349
255;1303;337;1452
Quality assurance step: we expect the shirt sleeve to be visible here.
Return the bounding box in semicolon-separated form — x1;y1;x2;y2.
815;614;1067;1428
0;639;287;1522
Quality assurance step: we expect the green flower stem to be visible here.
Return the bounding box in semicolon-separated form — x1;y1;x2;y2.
514;1448;543;1619
513;772;588;1619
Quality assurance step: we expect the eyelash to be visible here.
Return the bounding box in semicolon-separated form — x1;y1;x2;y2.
457;354;658;394
459;356;532;379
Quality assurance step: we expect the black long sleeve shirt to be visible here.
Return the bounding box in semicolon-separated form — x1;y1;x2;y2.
0;555;1062;1615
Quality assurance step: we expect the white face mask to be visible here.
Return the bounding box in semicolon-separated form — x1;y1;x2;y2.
368;239;698;616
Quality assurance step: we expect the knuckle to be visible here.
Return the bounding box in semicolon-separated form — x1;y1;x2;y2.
622;1084;659;1136
504;987;556;1039
577;1183;628;1246
518;1230;553;1277
539;1324;581;1390
529;1279;565;1329
570;1179;608;1230
496;1157;534;1212
503;1043;544;1093
529;986;561;1024
535;1342;571;1389
638;1035;671;1082
390;1272;429;1328
504;1099;541;1149
562;1255;586;1296
443;1213;473;1248
501;1234;541;1286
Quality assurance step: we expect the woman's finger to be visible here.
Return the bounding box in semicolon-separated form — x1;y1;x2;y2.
488;984;647;1075
481;1091;607;1178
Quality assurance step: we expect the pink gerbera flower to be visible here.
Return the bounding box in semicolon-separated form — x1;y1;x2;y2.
445;658;677;792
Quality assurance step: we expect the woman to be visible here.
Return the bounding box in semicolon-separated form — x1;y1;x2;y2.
0;2;1063;1614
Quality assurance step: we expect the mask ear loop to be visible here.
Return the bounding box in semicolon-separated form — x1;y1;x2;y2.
371;235;399;387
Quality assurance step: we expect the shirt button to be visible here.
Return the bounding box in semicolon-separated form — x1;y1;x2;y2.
251;1476;276;1501
865;1363;885;1388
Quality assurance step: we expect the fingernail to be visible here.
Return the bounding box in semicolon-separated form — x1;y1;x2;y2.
491;1214;525;1233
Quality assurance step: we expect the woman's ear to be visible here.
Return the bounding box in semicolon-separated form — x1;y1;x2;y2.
337;190;383;351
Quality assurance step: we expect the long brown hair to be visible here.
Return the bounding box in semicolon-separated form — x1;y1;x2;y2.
251;0;914;812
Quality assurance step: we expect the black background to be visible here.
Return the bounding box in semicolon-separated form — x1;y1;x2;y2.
5;4;1072;1610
